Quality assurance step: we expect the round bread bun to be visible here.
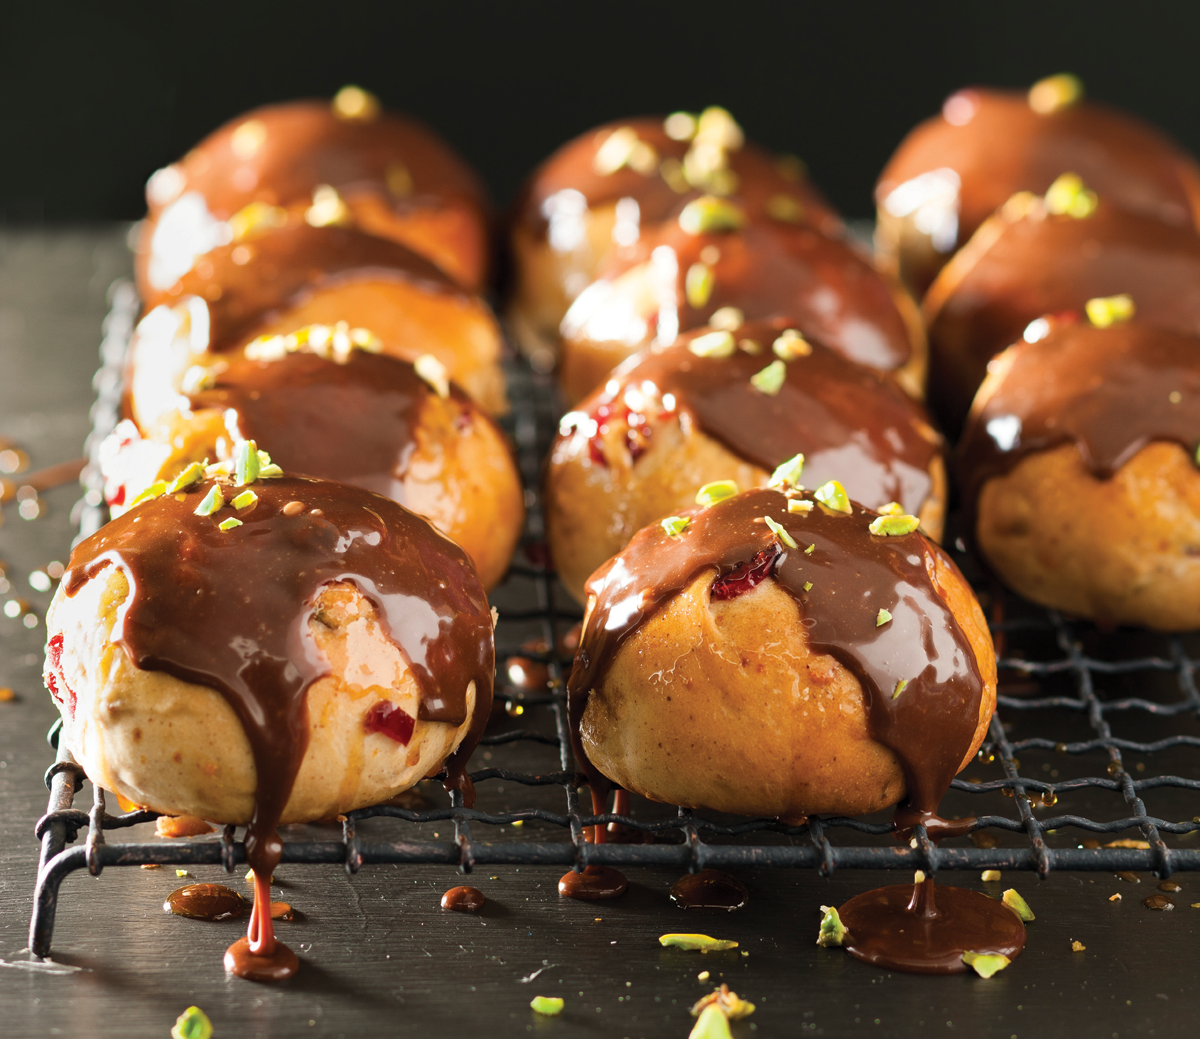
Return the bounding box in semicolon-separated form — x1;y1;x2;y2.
961;316;1200;630
571;488;995;822
508;110;841;369
876;76;1200;297
104;335;523;589
129;225;507;415
137;89;489;294
546;319;945;603
558;198;924;405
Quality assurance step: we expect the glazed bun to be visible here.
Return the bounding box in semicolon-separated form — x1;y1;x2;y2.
130;224;507;415
876;75;1200;297
138;88;489;292
559;196;923;404
104;332;523;589
960;315;1200;630
45;475;495;826
546;318;945;603
923;183;1200;432
568;487;995;823
509;109;841;369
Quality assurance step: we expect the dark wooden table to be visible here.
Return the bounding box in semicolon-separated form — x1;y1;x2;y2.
1;228;1198;1039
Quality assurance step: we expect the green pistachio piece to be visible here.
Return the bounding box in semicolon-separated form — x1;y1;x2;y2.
661;515;691;538
678;196;747;235
768;453;805;489
737;337;762;354
750;359;787;396
688;330;736;359
194;484;224;516
764;515;798;549
893;679;909;699
664;111;698;141
204;459;233;478
659;933;739;952
166;463;205;494
803;581;813;591
695;480;739;507
689;1004;734;1039
877;608;893;627
232;489;258;510
218;517;243;531
962;951;1011;979
813;479;852;515
690;987;756;1020
128;480;168;509
772;328;813;360
1085;293;1135;328
1044;172;1098;219
414;353;451;398
804;542;815;553
708;305;743;332
1002;888;1036;921
686;262;715;307
235;439;260;486
869;513;920;536
171;1006;213;1039
788;499;814;514
816;905;848;947
877;501;905;516
529;995;564;1016
1028;73;1083;114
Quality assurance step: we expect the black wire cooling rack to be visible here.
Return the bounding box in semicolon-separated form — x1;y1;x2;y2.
28;281;1200;958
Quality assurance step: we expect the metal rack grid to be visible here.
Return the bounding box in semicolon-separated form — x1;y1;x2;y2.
27;282;1200;959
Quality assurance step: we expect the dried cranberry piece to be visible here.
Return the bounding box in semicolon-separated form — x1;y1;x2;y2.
46;633;77;719
710;545;782;602
363;701;415;745
108;484;126;507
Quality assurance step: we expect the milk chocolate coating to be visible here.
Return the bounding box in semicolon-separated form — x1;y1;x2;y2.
576;213;913;372
568;488;983;828
958;317;1200;506
191;349;480;501
925;199;1200;431
62;476;494;875
878;87;1200;259
517;116;841;239
571;318;940;515
144;223;466;349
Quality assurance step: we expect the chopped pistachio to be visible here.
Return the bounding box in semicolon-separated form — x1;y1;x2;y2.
1085;293;1135;328
306;184;351;228
893;679;909;699
788;499;814;514
171;1005;214;1039
869;513;920;536
664;111;698;141
259;463;284;479
768;453;805;489
661;515;691;538
695;106;744;151
230;119;267;160
1044;172;1098;218
332;84;381;122
194;484;224;516
218;517;243;531
128;480;168;509
772;328;813;360
228;200;287;241
803;581;813;591
1002;888;1036;921
235;439;260;486
813;479;852;514
750;359;787;396
877;608;893;627
877;501;905;516
804;542;815;553
962;951;1011;979
981;870;1002;882
350;326;382;352
1071;940;1086;952
695;480;739;507
678;196;747;235
816;905;848;947
689;1004;734;1039
766;193;806;223
414;353;451;398
764;515;798;549
659;933;739;952
166;463;205;494
686;262;715;307
1109;893;1122;902
176;870;190;878
231;489;258;510
688;330;736;358
593;126;640;175
204;459;233;478
690;984;755;1020
529;995;564;1016
1028;73;1083;114
737;337;762;355
180;364;216;395
708;305;744;332
244;333;289;361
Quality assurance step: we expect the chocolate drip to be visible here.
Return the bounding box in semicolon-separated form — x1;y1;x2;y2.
669;870;748;911
62;475;494;885
558;866;628;901
191;350;475;501
574;319;939;515
959;318;1200;506
568;488;983;827
165;883;247;921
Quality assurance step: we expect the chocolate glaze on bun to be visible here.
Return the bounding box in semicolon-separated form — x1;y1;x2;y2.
924;186;1200;432
876;77;1200;296
568;487;995;830
547;318;945;602
960;314;1200;630
559;198;923;404
139;90;489;292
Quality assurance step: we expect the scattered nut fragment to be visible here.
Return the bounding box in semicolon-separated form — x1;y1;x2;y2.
1085;293;1135;328
772;328;812;360
306;184;351;228
1071;940;1086;952
282;500;305;517
708;306;744;332
750;359;787;396
176;870;190;878
1109;893;1122;902
1003;889;1035;922
414;354;451;399
529;995;564;1016
659;933;739;952
697;970;710;982
688;330;736;359
171;1005;213;1039
788;499;814;514
869;513;920;536
981;870;1002;883
962;951;1011;978
892;679;909;699
816;906;847;947
1044;172;1098;219
1029;72;1084;114
695;481;739;508
690;984;755;1019
661;516;690;538
678;196;746;235
813;479;852;515
689;1003;734;1039
1105;839;1150;850
876;608;893;627
768;453;805;489
686;263;715;308
763;515;797;549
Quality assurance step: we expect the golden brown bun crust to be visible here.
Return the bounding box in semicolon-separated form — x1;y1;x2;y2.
578;553;995;821
976;440;1200;630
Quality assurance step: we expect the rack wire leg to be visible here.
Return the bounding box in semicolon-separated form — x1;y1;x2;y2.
28;735;86;958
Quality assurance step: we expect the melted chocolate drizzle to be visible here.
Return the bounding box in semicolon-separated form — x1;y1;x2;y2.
567;488;983;831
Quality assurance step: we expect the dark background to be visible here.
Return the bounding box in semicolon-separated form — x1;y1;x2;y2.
3;1;1199;224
